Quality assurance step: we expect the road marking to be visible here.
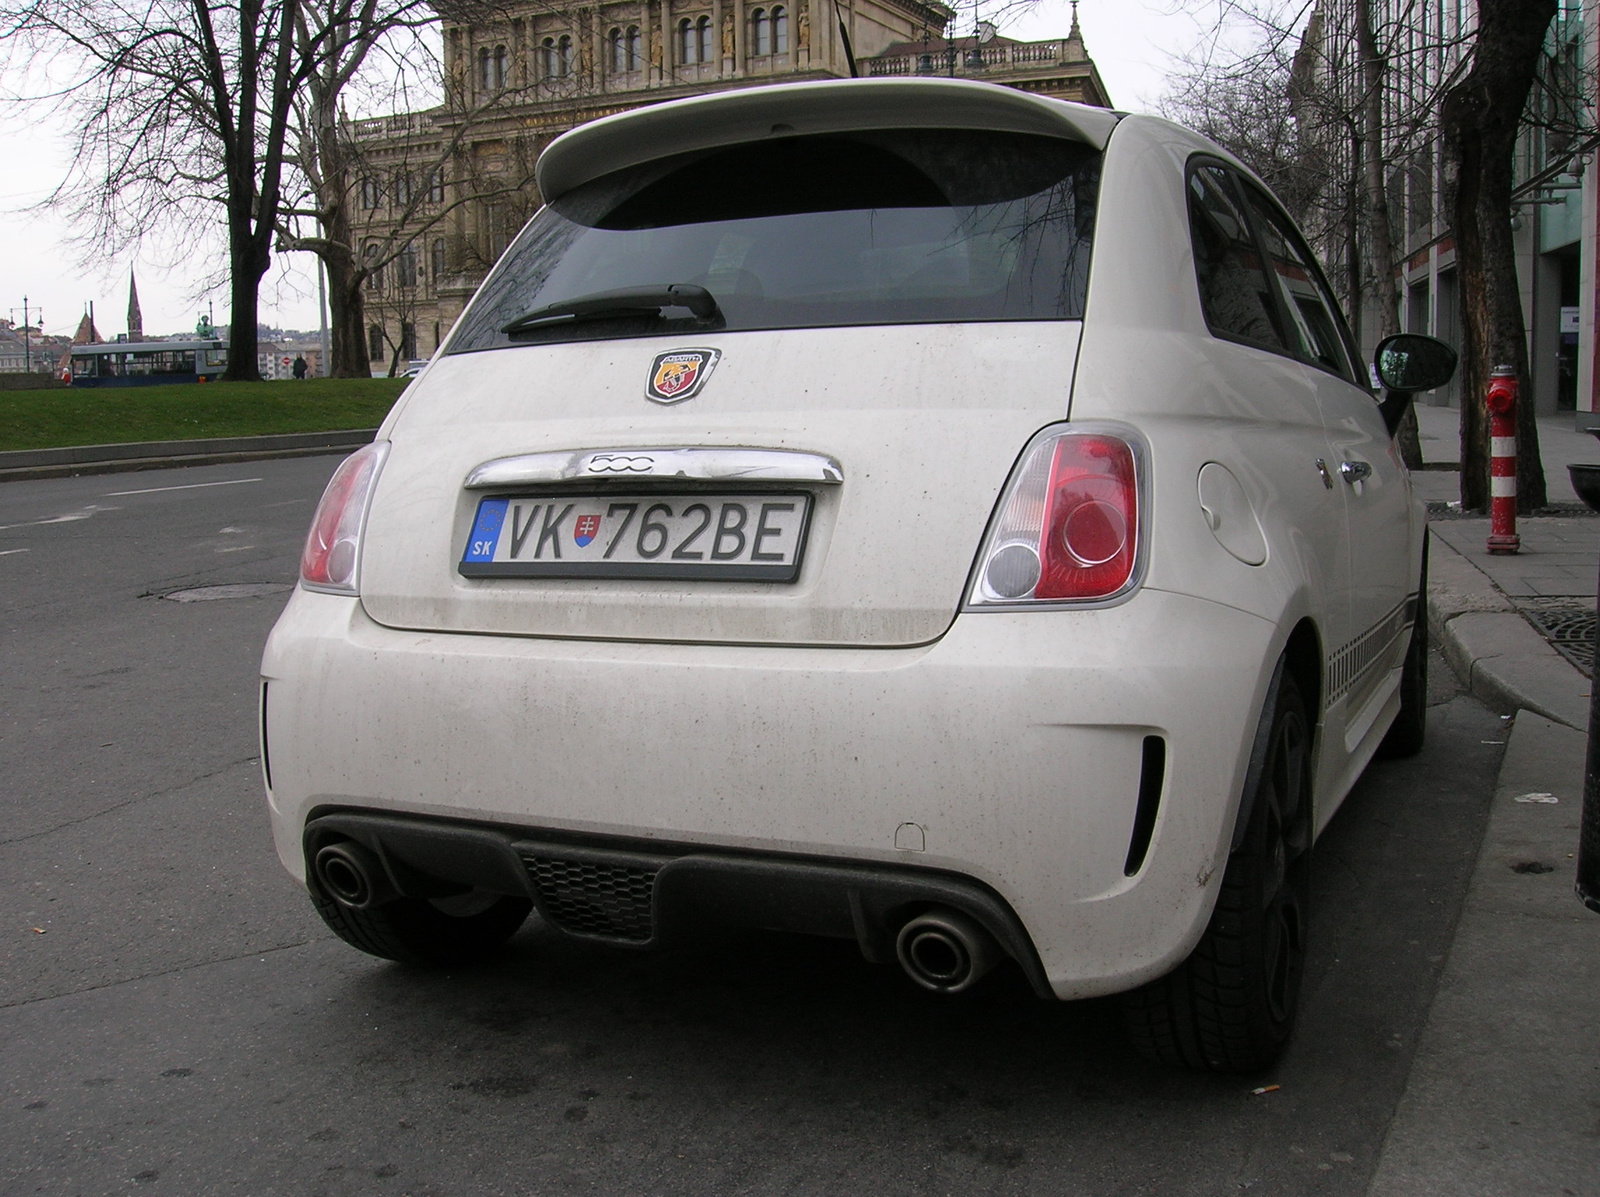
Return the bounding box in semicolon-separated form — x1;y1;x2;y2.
0;505;118;531
104;478;262;497
0;548;29;556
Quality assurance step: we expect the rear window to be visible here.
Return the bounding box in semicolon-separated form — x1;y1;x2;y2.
446;128;1101;354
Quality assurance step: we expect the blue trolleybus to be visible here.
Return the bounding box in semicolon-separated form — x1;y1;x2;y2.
68;339;227;387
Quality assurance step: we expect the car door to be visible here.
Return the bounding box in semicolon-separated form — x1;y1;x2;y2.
1184;162;1357;750
1234;179;1416;776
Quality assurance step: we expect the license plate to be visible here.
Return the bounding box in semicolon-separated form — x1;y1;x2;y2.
459;492;813;581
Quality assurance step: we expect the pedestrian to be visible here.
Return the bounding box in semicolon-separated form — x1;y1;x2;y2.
292;354;308;380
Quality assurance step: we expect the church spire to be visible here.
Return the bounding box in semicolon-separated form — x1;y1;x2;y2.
127;269;144;342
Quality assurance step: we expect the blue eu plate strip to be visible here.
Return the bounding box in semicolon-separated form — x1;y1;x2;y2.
463;498;509;563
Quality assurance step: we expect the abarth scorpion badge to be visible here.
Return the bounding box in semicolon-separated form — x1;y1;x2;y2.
646;348;720;404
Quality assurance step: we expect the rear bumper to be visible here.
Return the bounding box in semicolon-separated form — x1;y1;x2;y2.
261;588;1277;999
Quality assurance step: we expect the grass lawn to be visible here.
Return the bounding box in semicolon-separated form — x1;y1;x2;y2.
0;378;410;453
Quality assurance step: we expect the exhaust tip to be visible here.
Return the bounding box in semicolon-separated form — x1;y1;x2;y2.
895;908;1002;994
313;840;396;909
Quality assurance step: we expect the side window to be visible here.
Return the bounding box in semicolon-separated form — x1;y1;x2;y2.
1187;165;1289;352
1237;183;1356;383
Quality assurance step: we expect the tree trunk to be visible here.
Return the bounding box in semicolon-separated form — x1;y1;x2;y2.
1356;0;1422;468
222;177;270;381
1443;0;1555;512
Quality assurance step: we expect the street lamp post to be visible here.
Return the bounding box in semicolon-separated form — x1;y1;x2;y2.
22;296;30;373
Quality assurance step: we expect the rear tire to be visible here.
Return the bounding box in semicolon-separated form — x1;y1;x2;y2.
1123;672;1313;1073
311;887;532;967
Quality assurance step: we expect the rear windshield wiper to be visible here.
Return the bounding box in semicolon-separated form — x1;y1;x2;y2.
501;284;721;335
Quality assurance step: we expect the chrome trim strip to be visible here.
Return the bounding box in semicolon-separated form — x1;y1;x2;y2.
465;448;844;489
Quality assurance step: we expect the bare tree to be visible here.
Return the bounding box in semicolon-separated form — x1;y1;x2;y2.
1162;1;1442;466
0;0;315;380
1442;0;1558;513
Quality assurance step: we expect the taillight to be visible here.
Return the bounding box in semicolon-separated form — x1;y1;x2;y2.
300;441;389;595
968;425;1144;607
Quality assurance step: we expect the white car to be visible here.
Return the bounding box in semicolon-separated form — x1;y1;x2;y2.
261;78;1455;1073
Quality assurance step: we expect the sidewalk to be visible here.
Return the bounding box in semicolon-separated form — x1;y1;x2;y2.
1369;404;1600;1196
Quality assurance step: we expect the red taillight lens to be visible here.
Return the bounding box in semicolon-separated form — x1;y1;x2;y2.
970;426;1143;606
1037;435;1138;599
300;442;389;594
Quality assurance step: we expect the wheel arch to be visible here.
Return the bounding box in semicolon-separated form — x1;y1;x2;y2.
1230;616;1322;854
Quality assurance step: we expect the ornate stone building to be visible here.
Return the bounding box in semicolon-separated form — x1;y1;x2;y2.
349;1;1111;367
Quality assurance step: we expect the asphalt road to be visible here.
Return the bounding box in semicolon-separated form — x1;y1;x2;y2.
1;457;1507;1197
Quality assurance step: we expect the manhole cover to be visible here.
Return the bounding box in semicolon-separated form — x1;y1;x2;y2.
1517;600;1594;675
162;583;293;602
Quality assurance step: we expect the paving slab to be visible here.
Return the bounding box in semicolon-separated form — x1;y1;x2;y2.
1367;713;1600;1197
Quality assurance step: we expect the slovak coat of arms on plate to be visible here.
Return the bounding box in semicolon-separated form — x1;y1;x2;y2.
646;348;720;404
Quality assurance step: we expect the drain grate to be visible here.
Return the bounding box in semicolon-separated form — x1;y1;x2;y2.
522;856;657;942
1517;601;1595;676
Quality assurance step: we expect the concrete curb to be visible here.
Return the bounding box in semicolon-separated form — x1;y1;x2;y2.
1426;531;1590;730
0;429;378;483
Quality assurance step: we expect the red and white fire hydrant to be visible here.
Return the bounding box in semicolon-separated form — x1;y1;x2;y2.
1486;364;1519;555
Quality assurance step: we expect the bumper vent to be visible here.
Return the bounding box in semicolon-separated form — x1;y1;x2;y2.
523;855;657;942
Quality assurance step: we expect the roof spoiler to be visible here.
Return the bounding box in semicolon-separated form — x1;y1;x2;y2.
535;77;1121;203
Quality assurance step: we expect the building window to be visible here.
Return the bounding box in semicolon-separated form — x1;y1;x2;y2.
773;6;788;53
401;322;417;360
541;34;573;77
427;171;444;204
431;238;447;282
479;44;507;89
360;177;381;209
750;8;769;56
680;17;713;64
397;244;418;288
369;324;385;360
393;171;412;207
609;26;640;72
363;243;382;292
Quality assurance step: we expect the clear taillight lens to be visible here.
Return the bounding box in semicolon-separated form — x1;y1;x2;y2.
300;441;389;595
968;424;1145;607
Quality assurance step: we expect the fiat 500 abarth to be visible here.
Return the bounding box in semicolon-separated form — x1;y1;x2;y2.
261;77;1456;1073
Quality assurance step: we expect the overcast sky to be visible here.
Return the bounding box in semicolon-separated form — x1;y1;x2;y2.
0;0;1214;342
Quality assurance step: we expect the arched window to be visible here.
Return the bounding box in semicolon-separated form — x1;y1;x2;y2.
392;171;412;207
627;25;642;69
431;239;447;281
540;37;556;78
609;26;625;71
557;34;573;76
363;243;382;292
360;177;381;209
697;16;713;62
494;44;507;88
750;8;769;56
368;324;385;360
397;244;418;288
478;46;492;90
677;18;695;63
772;6;788;53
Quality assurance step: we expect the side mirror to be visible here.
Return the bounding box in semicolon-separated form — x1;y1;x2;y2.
1373;333;1458;436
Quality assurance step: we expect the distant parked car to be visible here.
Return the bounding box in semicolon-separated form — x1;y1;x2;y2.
261;78;1455;1073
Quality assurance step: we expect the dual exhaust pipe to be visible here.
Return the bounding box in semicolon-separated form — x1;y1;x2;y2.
316;839;1006;993
895;907;1003;994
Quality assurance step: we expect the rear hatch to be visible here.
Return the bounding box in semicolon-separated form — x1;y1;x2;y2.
359;95;1105;648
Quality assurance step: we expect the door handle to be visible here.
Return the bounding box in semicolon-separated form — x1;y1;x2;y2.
1340;460;1372;485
